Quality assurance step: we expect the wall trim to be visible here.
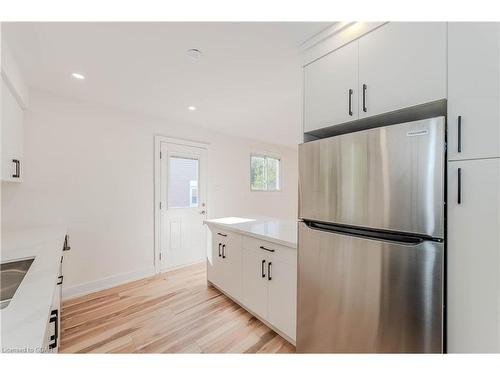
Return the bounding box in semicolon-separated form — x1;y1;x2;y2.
62;266;155;300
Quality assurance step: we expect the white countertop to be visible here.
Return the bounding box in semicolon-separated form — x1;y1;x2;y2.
204;217;297;248
1;225;66;352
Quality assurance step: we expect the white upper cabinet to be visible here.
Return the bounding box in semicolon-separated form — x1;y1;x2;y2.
1;79;24;182
304;41;358;132
448;22;500;161
358;22;447;119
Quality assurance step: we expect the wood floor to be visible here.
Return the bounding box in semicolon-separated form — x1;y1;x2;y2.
60;262;296;353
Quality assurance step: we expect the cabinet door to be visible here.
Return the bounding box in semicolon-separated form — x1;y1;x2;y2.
221;233;242;300
304;41;358;132
358;22;446;119
448;23;500;161
241;247;268;319
447;159;500;353
267;256;297;341
1;79;24;182
207;234;224;288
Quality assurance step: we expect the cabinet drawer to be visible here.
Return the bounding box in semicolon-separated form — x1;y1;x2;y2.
242;236;296;266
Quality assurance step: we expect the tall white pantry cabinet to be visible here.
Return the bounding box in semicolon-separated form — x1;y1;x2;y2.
301;22;500;352
446;22;500;353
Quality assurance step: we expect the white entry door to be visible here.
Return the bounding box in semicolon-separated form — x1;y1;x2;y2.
160;140;207;271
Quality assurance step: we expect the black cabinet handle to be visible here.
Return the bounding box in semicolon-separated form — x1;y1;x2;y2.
63;235;71;251
49;309;58;349
217;232;227;237
57;275;63;285
348;89;353;116
268;262;272;281
259;246;275;253
218;243;222;257
222;244;226;259
362;84;367;112
12;159;20;178
261;259;266;278
457;168;462;205
457;116;462;153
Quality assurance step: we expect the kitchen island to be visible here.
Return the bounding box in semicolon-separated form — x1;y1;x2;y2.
204;217;297;344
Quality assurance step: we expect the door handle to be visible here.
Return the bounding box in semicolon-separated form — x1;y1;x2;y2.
362;84;367;112
457;115;462;153
267;262;272;281
457;168;462;205
348;89;353;116
218;243;222;257
12;159;20;178
261;259;266;278
222;244;226;259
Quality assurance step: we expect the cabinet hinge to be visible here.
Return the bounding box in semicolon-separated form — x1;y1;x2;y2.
160;202;162;209
159;252;162;260
160;151;162;159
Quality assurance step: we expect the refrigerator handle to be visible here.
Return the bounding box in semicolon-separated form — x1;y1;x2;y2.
457;168;462;205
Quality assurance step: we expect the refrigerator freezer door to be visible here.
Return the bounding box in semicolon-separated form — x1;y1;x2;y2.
298;117;445;238
297;222;443;353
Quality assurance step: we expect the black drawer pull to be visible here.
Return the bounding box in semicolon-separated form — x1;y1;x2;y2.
222;244;226;259
259;245;275;253
57;275;63;285
261;259;266;278
268;262;272;281
12;159;20;178
217;232;227;237
218;243;222;257
63;235;71;251
457;168;462;205
457;116;462;153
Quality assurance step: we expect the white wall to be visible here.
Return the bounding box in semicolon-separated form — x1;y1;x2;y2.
1;90;298;298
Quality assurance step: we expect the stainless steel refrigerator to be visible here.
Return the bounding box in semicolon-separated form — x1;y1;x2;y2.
297;116;445;353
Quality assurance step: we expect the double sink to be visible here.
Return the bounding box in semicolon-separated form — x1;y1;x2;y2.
0;258;34;309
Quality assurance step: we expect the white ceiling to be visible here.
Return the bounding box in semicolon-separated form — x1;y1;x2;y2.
3;22;332;146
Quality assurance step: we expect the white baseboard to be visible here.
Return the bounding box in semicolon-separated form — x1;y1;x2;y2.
62;266;156;301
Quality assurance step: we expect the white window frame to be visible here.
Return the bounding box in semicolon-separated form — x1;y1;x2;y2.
250;153;282;192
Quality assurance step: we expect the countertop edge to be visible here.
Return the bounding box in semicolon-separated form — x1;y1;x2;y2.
204;221;297;248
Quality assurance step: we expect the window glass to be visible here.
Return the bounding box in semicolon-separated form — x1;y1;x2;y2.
168;156;199;208
250;155;281;191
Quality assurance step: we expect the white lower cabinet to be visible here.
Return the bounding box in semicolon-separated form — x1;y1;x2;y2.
207;225;297;342
208;230;242;301
447;158;500;353
267;256;297;341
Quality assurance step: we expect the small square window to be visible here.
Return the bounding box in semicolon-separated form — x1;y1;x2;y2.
250;154;281;191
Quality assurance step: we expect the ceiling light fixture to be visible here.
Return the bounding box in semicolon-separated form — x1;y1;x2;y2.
71;73;85;80
188;106;197;111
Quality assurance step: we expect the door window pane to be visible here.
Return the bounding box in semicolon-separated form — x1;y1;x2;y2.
168;156;199;208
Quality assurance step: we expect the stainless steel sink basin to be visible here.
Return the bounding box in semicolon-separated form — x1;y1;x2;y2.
0;258;34;309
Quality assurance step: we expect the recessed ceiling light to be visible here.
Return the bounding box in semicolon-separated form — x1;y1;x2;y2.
186;49;203;62
71;73;85;80
188;106;197;111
